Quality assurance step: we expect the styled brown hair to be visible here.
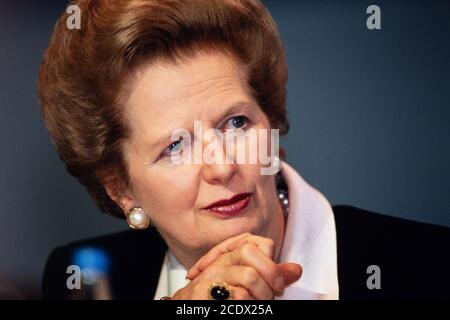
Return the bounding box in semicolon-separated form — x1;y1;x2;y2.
38;0;289;219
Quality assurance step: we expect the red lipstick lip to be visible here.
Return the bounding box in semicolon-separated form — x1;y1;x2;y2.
202;192;253;210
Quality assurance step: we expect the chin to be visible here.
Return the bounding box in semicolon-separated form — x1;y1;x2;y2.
209;216;263;242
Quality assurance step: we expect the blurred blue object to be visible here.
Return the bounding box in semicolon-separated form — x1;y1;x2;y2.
72;247;110;275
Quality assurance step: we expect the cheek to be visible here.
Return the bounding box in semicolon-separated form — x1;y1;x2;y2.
241;163;274;200
131;166;199;216
248;165;277;207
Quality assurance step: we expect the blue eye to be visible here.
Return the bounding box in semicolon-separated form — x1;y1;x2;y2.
161;137;183;158
168;140;182;152
225;115;249;130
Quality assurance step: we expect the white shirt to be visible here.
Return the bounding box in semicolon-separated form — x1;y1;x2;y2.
154;160;339;300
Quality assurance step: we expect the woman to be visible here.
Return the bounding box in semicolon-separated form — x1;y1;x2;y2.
40;0;450;300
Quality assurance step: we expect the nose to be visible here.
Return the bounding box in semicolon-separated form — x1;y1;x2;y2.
202;161;237;185
200;128;238;185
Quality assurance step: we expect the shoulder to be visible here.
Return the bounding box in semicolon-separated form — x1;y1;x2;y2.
42;228;166;299
332;205;450;299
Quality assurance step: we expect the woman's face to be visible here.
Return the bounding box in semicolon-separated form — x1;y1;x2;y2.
118;50;282;261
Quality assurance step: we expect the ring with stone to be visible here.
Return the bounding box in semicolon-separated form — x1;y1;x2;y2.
208;282;233;300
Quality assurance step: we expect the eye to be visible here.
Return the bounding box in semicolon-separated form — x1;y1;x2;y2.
224;115;249;130
161;137;184;158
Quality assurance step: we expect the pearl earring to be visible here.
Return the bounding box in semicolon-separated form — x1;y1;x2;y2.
127;207;151;230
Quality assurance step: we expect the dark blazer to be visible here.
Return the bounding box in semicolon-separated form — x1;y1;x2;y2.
42;205;450;299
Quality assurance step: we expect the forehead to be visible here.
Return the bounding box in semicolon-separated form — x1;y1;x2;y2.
127;51;250;113
124;50;254;141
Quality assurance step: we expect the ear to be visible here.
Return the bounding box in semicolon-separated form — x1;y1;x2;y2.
96;168;135;215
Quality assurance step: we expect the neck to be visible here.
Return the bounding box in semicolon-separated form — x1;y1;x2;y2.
163;238;207;271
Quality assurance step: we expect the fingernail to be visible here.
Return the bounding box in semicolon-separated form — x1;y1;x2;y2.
274;276;284;291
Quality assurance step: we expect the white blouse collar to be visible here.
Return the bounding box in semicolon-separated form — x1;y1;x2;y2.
275;161;339;299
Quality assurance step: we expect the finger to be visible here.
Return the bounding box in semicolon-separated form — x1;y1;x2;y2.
186;232;251;279
188;234;275;280
278;263;302;286
223;243;285;293
227;235;275;258
191;268;255;300
229;285;255;300
224;265;274;300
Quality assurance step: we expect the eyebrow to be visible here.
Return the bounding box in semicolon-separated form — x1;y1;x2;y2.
149;101;254;150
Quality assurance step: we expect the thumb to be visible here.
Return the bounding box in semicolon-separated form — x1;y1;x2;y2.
278;263;302;286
